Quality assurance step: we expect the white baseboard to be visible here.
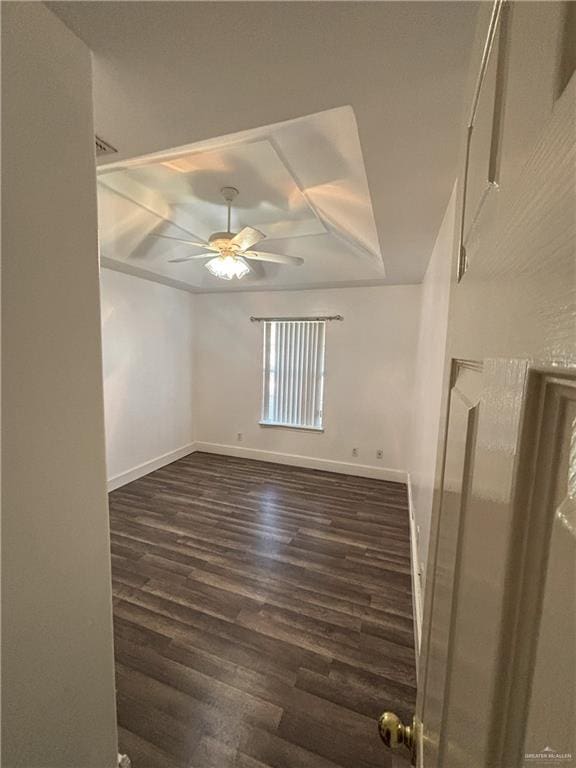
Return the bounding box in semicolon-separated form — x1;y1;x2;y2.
107;441;407;490
407;474;423;665
107;443;197;491
194;441;407;483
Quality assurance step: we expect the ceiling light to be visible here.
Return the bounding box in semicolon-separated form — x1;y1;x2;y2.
205;254;250;280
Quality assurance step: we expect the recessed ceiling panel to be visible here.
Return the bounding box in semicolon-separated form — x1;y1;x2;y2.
97;106;386;292
100;139;327;242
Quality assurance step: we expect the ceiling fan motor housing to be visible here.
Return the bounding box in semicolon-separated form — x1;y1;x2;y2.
209;232;239;251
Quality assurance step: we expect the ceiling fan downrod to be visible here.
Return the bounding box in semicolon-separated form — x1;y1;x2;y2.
221;186;239;234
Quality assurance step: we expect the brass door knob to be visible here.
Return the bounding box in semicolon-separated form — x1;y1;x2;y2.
378;711;416;764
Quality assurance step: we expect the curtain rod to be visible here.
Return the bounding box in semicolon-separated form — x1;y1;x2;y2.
250;315;343;323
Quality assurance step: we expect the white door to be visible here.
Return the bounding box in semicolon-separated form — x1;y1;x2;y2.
417;362;576;768
380;2;576;766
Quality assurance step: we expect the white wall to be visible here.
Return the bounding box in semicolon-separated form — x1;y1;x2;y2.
101;269;196;489
409;186;457;588
2;5;118;766
194;286;421;481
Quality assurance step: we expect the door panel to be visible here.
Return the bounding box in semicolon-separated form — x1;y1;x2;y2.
440;359;529;767
419;359;529;768
490;374;576;766
421;361;482;764
417;366;576;768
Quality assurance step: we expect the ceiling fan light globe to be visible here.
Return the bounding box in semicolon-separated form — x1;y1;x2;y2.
205;255;250;280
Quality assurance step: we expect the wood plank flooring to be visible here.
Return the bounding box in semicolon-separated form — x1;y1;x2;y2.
109;452;416;768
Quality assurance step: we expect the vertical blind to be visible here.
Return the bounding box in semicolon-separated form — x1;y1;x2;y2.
261;320;326;429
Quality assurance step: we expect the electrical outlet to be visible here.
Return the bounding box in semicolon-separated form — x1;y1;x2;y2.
352;447;358;457
237;432;243;442
376;449;383;460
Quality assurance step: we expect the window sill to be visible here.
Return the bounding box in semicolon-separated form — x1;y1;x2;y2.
259;421;324;433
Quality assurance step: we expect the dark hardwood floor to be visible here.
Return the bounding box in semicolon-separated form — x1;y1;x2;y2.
109;452;416;768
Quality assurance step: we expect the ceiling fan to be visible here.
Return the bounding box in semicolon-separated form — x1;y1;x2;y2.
151;187;304;280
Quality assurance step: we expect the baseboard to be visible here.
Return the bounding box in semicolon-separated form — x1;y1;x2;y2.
194;441;407;483
407;473;423;666
107;441;407;489
107;443;197;491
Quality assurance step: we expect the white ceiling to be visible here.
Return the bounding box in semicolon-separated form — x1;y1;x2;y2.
97;107;387;292
50;1;479;291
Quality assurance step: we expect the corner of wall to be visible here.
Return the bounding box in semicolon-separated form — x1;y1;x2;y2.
407;474;423;664
107;442;198;491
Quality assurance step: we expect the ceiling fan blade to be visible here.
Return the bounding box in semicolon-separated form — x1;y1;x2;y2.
243;251;304;266
150;233;216;249
230;226;266;252
168;252;214;263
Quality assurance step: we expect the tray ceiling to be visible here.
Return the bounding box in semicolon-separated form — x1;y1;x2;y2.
50;2;478;289
98;106;386;292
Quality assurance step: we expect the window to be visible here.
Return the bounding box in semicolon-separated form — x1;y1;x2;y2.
261;320;326;430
